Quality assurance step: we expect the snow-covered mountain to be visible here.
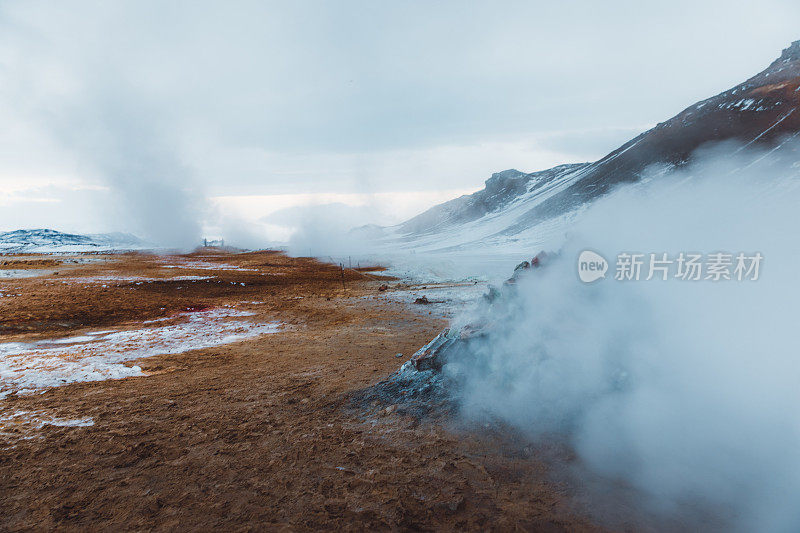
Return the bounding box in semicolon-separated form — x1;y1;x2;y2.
376;41;800;256
0;229;147;254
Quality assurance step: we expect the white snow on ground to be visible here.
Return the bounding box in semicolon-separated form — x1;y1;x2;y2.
44;417;94;427
0;308;282;399
376;282;489;319
159;259;257;271
0;245;136;254
0;269;50;279
0;244;144;254
62;275;215;284
0;410;94;430
372;251;538;284
0;409;95;442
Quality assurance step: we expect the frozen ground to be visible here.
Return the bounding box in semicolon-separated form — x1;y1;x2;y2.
158;258;258;271
333;248;538;321
0;409;94;440
0;308;282;399
368;281;489;319
63;275;215;284
0;269;51;279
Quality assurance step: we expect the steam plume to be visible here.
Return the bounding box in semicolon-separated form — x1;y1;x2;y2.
446;141;800;530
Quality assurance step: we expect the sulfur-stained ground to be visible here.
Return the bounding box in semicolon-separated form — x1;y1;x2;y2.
0;250;604;531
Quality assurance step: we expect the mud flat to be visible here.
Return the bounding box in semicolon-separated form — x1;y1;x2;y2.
0;250;605;531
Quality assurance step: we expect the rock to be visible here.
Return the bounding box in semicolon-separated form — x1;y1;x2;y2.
483;285;501;303
414;296;430;305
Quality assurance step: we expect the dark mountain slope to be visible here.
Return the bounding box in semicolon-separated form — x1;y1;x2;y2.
397;41;800;241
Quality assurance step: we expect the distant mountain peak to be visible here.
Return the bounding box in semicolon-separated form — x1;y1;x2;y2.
0;228;146;253
484;169;526;194
489;169;525;180
388;40;800;250
779;40;800;62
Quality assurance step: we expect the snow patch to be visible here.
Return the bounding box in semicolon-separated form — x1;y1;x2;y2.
64;275;214;284
0;269;49;279
0;409;94;440
159;259;257;271
0;308;282;397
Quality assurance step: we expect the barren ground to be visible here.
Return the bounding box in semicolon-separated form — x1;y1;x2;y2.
0;250;604;531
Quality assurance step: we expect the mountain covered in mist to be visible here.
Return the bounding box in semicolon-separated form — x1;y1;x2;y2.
382;41;800;253
0;229;146;254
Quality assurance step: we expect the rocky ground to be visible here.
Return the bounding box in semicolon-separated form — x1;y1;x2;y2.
0;250;606;531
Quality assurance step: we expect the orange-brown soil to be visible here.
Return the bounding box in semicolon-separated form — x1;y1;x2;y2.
0;250;605;531
0;257;62;270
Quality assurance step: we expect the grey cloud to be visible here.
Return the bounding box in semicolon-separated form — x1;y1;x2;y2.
1;0;799;236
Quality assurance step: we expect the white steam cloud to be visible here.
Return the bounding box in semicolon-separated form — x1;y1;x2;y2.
445;142;800;530
0;5;206;249
58;97;205;249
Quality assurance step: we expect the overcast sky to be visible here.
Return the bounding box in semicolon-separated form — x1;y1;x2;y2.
0;0;798;241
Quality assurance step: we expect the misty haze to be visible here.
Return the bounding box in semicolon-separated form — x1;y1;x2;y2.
2;2;800;531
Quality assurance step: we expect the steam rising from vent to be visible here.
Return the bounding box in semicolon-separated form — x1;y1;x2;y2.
0;7;206;250
276;203;381;258
51;93;205;250
445;141;800;530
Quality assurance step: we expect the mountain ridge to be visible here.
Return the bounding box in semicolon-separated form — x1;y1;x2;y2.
385;40;800;250
0;228;147;254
